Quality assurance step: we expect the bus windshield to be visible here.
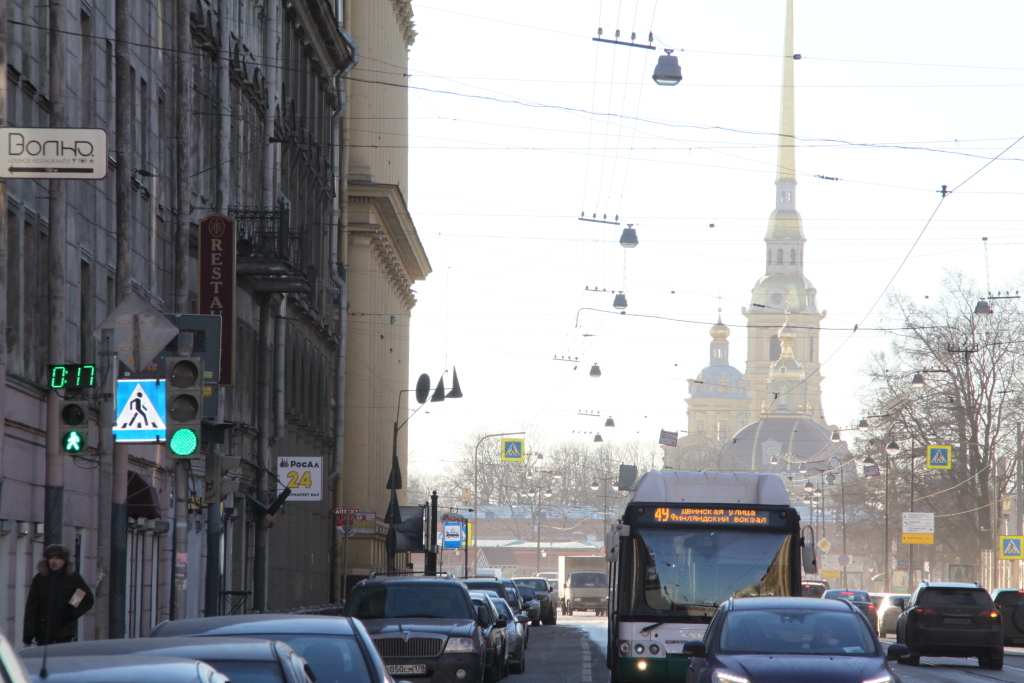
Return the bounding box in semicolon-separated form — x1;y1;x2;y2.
630;528;792;616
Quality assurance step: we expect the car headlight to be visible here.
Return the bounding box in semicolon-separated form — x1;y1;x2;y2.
444;638;477;653
862;677;892;683
713;673;750;683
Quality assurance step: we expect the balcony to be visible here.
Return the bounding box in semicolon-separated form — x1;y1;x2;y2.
230;205;314;293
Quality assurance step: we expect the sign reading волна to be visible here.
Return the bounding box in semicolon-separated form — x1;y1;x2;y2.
198;214;236;385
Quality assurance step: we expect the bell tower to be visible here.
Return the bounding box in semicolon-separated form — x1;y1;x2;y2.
741;0;827;424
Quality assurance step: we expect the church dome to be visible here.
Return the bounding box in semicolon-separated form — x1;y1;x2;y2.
688;314;752;399
750;274;819;315
719;414;845;472
710;311;730;339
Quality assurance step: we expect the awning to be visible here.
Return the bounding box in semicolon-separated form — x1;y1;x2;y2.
127;471;163;519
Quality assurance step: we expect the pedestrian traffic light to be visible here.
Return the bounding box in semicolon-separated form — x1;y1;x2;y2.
58;400;90;454
165;356;203;457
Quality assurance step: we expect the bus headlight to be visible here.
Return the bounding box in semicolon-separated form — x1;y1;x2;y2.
619;641;630;655
648;644;660;655
637;661;648;671
634;644;645;654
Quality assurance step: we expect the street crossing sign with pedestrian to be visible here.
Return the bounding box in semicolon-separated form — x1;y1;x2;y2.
926;445;952;470
501;438;525;461
113;379;167;442
999;536;1024;560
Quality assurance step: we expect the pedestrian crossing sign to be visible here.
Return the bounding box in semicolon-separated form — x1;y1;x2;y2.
999;536;1024;560
926;445;952;470
113;379;167;443
501;438;525;461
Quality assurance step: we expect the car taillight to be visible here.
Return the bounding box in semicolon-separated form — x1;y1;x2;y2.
914;607;934;614
988;611;1000;618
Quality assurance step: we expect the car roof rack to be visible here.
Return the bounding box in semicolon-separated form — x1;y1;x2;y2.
462;575;503;580
367;571;455;579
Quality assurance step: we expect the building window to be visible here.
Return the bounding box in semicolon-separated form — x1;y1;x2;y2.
697;419;706;434
776;248;784;264
790;248;796;264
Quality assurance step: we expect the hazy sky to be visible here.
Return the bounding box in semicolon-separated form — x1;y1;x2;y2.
400;1;1024;476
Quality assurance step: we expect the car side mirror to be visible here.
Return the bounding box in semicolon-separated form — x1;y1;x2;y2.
517;615;528;625
682;640;706;658
495;618;507;629
886;644;910;662
891;598;905;611
476;605;489;626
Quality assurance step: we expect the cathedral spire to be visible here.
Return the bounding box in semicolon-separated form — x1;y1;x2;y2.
776;0;797;211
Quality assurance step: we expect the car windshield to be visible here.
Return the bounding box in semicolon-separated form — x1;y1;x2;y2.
244;635;372;683
504;588;519;603
514;579;548;592
491;599;514;621
349;585;474;619
518;586;536;600
207;661;287;683
823;590;869;602
719;609;877;656
570;573;607;588
635;529;792;613
919;588;993;608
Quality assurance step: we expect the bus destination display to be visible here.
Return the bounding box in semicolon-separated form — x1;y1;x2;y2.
638;506;791;528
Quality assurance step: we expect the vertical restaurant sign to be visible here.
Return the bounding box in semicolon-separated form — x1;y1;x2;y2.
198;214;236;385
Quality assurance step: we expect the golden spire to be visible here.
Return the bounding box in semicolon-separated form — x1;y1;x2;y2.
775;0;797;210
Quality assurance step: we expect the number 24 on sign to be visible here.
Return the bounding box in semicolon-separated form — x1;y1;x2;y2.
286;470;314;488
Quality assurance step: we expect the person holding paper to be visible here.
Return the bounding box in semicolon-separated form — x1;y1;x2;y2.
22;544;95;645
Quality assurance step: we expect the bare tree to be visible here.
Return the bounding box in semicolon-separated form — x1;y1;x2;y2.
854;271;1024;585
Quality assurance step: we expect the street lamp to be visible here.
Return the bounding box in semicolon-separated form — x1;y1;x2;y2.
590;363;602;378
652;49;682;85
386;371;463;572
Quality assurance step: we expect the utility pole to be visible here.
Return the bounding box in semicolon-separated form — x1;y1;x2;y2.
109;0;131;637
425;491;438;575
170;0;193;621
1017;426;1023;537
45;0;68;552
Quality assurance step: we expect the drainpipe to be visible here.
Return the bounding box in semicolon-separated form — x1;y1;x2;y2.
275;296;286;442
329;24;358;603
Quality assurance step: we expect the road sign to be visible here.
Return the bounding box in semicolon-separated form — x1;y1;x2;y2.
999;536;1024;560
902;533;934;544
821;570;841;579
501;438;525;461
114;379;167;442
817;538;831;552
0;128;108;179
95;292;180;374
443;522;463;549
902;512;934;534
926;445;952;470
838;554;850;566
276;457;322;501
821;554;839;569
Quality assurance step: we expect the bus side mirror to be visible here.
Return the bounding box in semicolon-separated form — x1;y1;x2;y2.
801;543;817;574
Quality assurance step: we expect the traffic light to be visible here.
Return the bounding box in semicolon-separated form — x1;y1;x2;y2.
206;452;242;503
165;356;204;457
58;400;90;454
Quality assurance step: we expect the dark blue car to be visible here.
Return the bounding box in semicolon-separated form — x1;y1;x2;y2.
683;597;907;683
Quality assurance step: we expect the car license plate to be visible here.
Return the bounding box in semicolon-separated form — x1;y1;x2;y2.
943;618;971;625
386;665;427;676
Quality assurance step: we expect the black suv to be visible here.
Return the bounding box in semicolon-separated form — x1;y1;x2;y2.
347;574;487;683
991;588;1024;646
895;581;1003;669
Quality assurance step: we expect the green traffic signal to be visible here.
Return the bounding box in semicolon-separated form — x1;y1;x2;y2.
62;430;85;453
169;427;199;456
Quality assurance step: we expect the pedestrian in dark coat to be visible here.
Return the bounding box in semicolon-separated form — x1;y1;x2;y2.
22;544;95;645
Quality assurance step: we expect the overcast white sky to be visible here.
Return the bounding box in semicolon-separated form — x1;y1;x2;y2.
400;1;1024;477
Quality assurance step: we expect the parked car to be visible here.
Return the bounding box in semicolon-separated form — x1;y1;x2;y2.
512;578;556;625
19;637;312;683
469;591;508;682
21;656;228;683
800;580;830;598
991;588;1024;646
894;581;1003;669
0;630;31;683
683;596;906;683
488;597;526;674
348;573;487;683
869;593;910;638
822;589;878;634
463;578;528;646
151;613;391;683
514;585;541;626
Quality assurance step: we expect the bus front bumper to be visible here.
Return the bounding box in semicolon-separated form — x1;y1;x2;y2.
616;655;690;683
